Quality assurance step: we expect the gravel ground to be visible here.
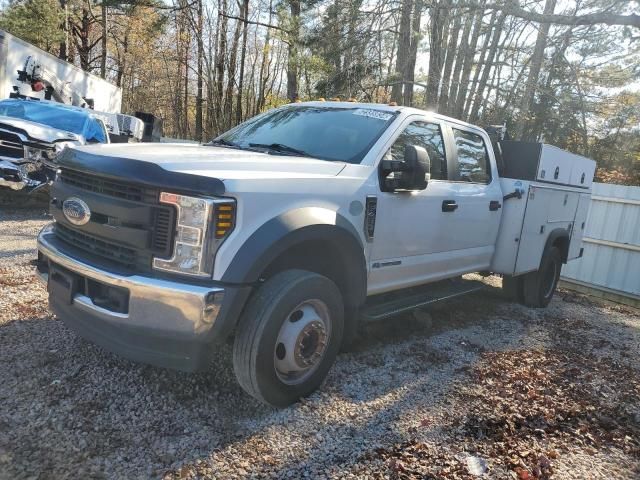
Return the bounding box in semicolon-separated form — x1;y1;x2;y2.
0;208;638;480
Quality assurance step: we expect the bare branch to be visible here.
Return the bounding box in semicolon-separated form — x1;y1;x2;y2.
450;1;640;28
219;12;289;33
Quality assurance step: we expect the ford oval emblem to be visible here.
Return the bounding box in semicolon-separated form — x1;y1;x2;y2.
62;197;91;226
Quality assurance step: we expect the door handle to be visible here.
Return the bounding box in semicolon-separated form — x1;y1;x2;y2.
442;200;458;212
489;200;502;211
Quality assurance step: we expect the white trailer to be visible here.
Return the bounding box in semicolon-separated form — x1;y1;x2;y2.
0;29;122;113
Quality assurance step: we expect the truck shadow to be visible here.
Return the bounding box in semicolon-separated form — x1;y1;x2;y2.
0;284;508;477
350;281;507;354
3;279;638;478
257;288;640;477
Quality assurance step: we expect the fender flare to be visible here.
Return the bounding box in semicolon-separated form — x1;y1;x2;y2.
221;207;367;306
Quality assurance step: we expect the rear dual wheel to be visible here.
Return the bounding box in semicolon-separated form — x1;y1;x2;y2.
502;275;525;304
502;246;562;308
523;246;562;308
233;270;344;407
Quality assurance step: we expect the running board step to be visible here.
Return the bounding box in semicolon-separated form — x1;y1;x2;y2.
361;278;485;322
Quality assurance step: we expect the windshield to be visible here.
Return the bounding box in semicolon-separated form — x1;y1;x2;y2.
0;102;88;135
213;105;398;163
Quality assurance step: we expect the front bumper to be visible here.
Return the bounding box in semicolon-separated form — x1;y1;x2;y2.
0;158;27;190
0;157;50;191
37;223;252;371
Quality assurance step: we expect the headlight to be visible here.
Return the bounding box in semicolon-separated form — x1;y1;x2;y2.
152;192;236;277
23;146;48;162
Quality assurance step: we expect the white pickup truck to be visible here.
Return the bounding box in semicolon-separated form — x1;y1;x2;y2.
36;101;596;406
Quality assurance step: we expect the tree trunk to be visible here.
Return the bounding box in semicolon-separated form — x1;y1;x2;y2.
59;0;68;61
256;0;273;114
100;2;107;78
425;0;449;109
403;0;423;106
73;3;92;72
391;0;412;104
225;8;244;128
453;8;484;118
468;12;506;121
183;23;190;138
437;9;462;113
463;9;497;118
447;10;475;116
236;0;250;123
515;0;557;139
215;0;229;131
194;0;204;141
529;26;573;139
116;24;129;88
286;0;301;101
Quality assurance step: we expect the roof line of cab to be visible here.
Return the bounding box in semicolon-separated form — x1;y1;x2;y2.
291;101;488;136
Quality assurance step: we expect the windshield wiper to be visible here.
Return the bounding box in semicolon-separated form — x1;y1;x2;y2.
208;138;242;148
248;142;314;158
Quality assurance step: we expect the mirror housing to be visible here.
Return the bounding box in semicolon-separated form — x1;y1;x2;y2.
380;145;431;192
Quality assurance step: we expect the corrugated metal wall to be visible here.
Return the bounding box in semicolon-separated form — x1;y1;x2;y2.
561;182;640;301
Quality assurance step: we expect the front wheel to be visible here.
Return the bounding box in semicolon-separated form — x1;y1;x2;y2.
233;270;344;407
522;246;562;308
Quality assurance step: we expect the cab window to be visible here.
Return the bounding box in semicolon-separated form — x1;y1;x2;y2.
385;121;447;180
452;128;491;183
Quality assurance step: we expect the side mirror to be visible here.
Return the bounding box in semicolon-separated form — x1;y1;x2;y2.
380;145;431;192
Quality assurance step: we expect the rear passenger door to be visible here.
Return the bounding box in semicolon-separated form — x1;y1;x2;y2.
369;117;462;294
447;126;503;271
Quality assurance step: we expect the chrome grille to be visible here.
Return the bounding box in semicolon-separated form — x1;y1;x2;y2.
55;223;151;270
53;168;176;272
0;130;24;159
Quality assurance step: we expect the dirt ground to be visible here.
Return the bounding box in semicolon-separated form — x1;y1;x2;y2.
0;208;638;479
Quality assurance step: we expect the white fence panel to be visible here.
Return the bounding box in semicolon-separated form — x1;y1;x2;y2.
561;183;640;302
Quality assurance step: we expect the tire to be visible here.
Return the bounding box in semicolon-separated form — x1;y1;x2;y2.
339;306;360;352
233;269;344;407
522;246;562;308
502;275;525;304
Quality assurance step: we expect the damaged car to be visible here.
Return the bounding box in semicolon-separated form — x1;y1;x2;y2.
0;99;109;191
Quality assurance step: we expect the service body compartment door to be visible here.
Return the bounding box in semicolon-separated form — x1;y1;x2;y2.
499;141;596;189
547;189;579;223
537;145;573;185
568;193;591;260
514;185;580;274
569;161;596;189
514;186;552;274
490;179;528;275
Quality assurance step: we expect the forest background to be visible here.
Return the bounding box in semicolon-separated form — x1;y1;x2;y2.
1;0;638;183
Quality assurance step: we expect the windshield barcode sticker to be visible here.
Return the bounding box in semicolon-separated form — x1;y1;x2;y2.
352;109;393;121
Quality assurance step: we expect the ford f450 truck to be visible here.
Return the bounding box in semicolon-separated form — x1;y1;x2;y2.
36;102;596;407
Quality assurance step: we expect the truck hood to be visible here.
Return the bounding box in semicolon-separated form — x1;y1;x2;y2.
0;116;82;143
78;143;347;179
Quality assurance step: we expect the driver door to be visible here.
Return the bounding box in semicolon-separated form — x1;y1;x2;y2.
368;117;460;295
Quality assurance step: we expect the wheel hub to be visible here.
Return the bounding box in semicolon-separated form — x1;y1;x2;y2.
274;300;331;384
294;320;327;368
